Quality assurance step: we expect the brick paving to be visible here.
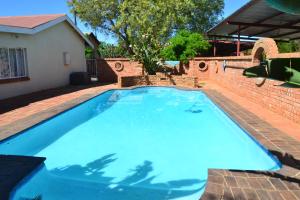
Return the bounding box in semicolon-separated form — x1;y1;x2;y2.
203;81;300;142
0;84;299;200
201;90;300;200
0;83;117;140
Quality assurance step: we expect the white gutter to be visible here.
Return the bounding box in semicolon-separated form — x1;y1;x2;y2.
0;15;94;48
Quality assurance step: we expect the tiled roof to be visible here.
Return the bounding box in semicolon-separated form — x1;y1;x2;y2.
0;14;65;28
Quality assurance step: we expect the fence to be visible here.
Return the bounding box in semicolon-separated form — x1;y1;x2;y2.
86;59;97;78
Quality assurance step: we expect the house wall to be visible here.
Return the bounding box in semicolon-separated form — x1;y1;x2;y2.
0;22;86;100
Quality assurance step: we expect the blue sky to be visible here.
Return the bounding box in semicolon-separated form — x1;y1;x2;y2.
0;0;249;44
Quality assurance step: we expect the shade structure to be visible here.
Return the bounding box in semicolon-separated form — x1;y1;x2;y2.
266;0;300;15
207;0;300;41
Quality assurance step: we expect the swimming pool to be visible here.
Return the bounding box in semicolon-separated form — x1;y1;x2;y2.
0;87;280;200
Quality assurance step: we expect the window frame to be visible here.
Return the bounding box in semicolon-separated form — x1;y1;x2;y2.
0;47;29;81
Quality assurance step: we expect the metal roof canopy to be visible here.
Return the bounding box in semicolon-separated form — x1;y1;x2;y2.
207;0;300;41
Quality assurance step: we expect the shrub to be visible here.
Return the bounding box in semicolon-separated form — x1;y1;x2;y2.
161;30;210;64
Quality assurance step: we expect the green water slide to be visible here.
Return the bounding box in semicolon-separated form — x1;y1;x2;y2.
266;0;300;15
267;59;300;85
243;58;300;86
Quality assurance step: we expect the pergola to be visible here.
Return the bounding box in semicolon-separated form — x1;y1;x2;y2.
206;40;254;57
207;0;300;56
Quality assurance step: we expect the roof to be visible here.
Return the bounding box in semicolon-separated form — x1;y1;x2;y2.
207;0;300;40
0;14;65;28
87;32;101;46
0;14;94;47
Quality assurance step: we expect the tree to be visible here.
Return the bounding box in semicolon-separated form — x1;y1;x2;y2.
186;0;224;33
98;42;130;58
69;0;223;74
85;47;94;59
69;0;193;74
277;41;300;53
161;30;211;64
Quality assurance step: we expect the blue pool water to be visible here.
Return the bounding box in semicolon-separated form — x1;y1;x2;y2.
0;87;280;200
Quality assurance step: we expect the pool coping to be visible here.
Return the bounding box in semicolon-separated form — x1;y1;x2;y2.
201;90;300;200
0;86;299;200
0;155;46;200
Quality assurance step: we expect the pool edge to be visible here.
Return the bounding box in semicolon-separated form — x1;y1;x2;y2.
200;89;300;200
0;86;299;200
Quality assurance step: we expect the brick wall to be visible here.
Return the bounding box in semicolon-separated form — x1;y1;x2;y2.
205;57;300;124
119;74;197;88
99;39;300;123
97;58;142;83
186;39;300;124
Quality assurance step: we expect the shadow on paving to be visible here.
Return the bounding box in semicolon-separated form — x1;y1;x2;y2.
0;83;114;114
230;150;300;186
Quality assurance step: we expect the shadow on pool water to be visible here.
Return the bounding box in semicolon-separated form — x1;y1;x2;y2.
15;154;205;200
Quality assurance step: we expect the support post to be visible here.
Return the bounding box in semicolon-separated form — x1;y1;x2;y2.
213;38;217;57
237;25;241;56
74;11;77;26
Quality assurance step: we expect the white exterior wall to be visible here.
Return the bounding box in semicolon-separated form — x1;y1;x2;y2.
0;22;87;100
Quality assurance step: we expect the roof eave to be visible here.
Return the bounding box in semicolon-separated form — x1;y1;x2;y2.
207;0;261;35
0;15;94;49
65;17;94;48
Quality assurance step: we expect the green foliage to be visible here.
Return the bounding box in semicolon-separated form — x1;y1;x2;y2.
98;42;129;58
130;34;161;74
69;0;222;74
186;0;224;33
85;47;94;59
161;30;211;64
277;41;300;53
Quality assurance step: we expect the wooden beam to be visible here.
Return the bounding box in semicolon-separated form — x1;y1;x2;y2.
272;30;300;38
208;34;258;41
213;37;217;57
209;40;254;44
229;12;283;35
291;36;300;40
250;19;300;37
207;0;261;35
237;25;241;56
227;21;300;30
208;34;290;43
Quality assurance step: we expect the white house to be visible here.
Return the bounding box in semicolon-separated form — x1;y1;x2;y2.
0;14;93;100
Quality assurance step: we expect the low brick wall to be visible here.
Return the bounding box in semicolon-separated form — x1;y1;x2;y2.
118;74;198;88
185;39;300;124
100;39;300;123
118;76;147;87
97;58;142;83
206;57;300;123
107;55;300;123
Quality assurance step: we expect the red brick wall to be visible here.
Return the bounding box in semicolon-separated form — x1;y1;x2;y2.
97;58;142;83
188;59;212;81
99;39;300;123
119;74;197;88
188;55;300;124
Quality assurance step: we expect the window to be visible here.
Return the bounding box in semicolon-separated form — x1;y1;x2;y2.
0;48;28;79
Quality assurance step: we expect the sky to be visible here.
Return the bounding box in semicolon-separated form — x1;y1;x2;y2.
0;0;249;44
